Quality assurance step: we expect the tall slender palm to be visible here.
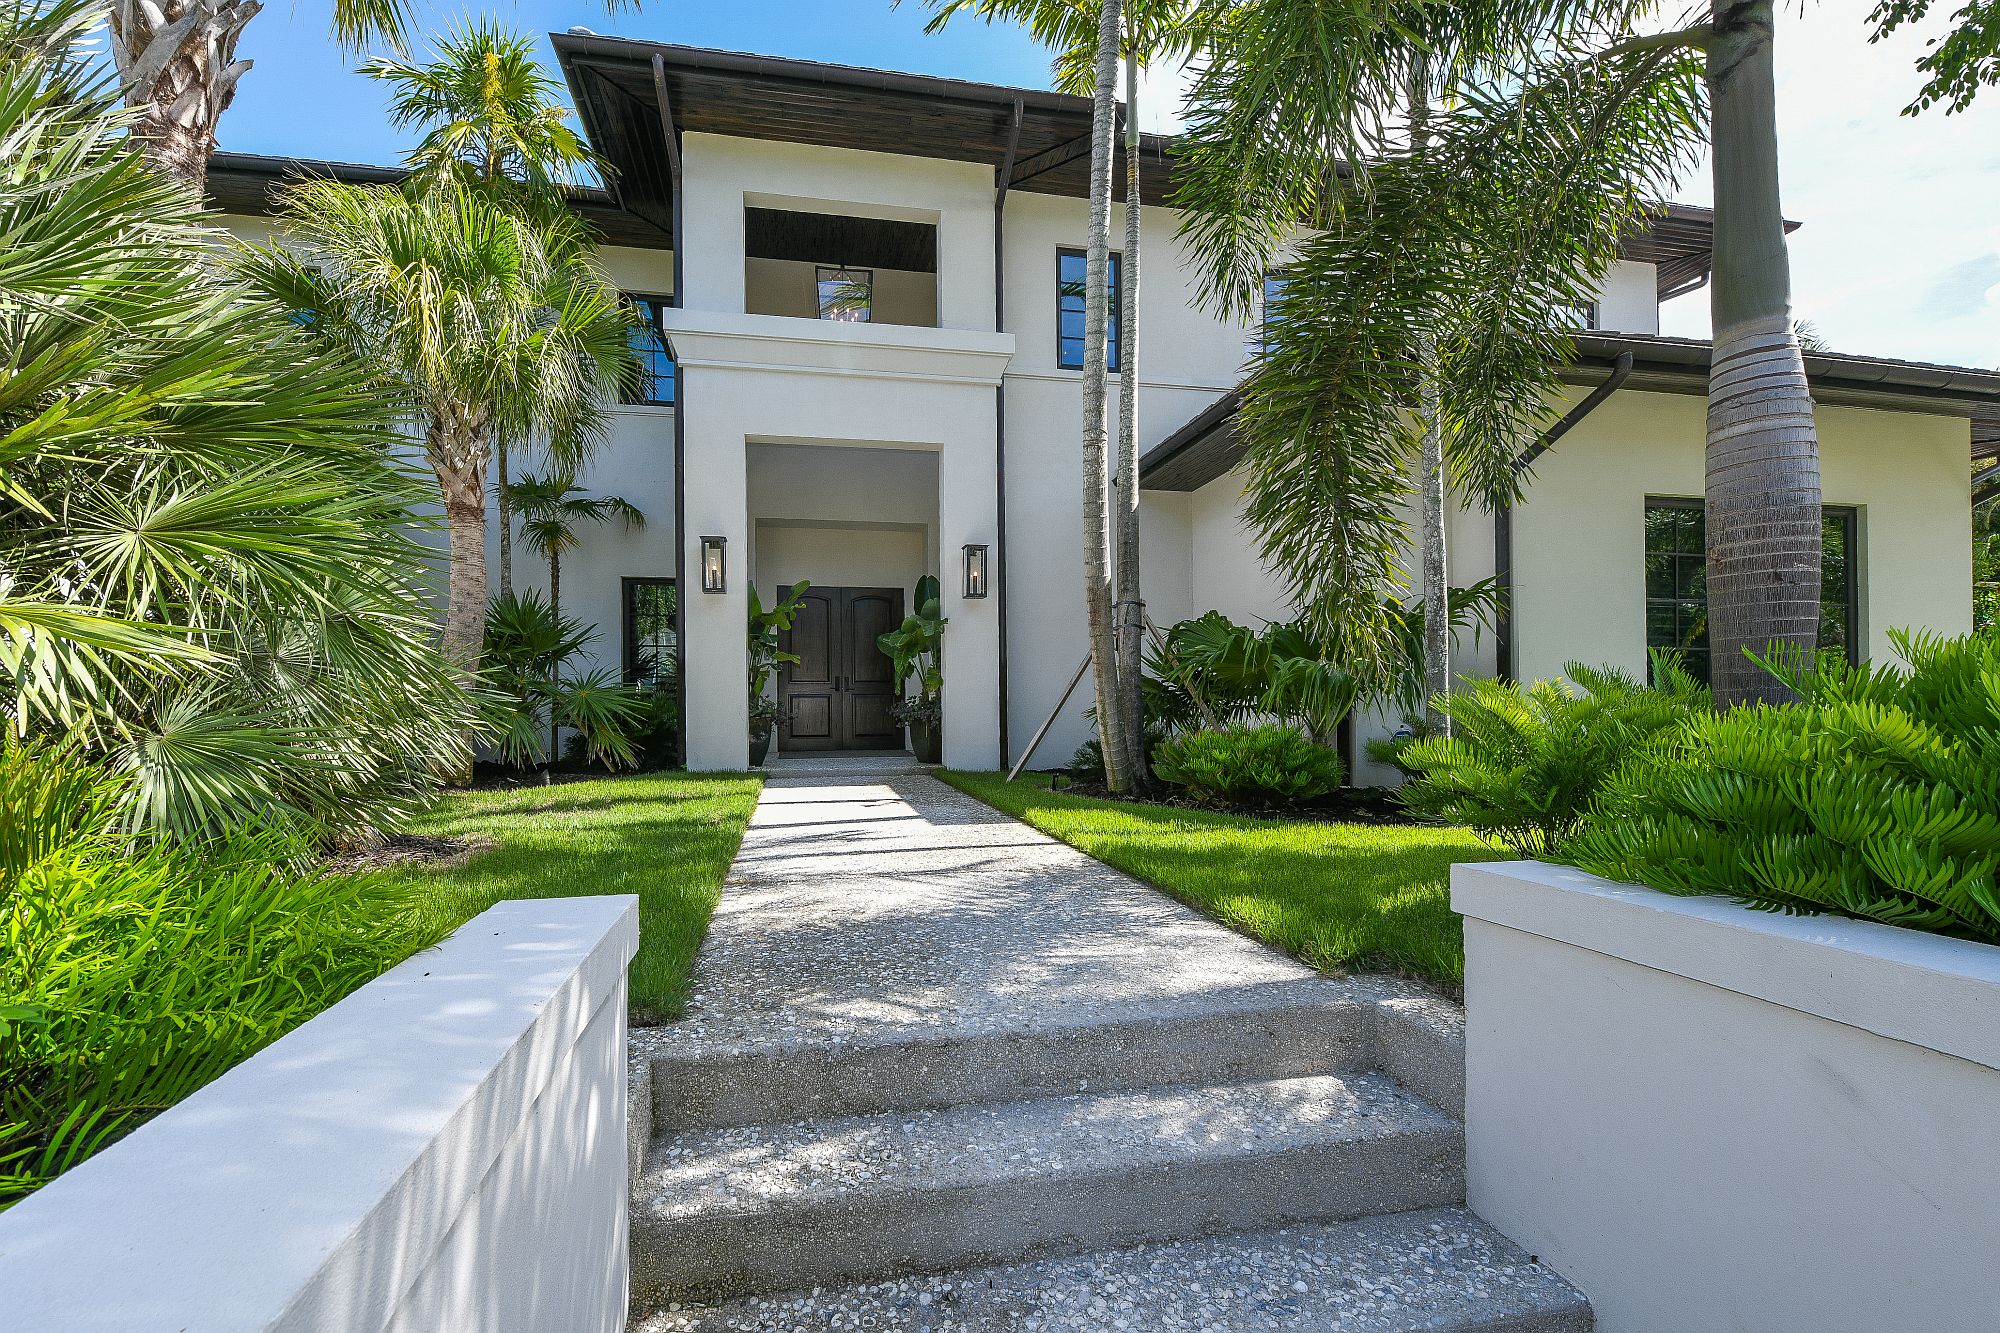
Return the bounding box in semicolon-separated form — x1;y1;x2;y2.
917;0;1195;789
239;178;633;696
365;23;613;598
1175;1;1866;706
505;472;643;758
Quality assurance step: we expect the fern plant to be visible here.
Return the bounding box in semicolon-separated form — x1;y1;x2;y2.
1152;724;1345;806
1570;632;2000;944
1398;654;1710;856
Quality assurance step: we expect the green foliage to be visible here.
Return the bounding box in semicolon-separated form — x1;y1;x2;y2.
1173;3;1707;666
1146;613;1357;740
0;3;477;843
879;574;949;703
1570;633;2000;944
1869;0;2000;115
1153;724;1345;807
748;581;811;736
0;744;436;1204
1976;517;1999;635
483;592;648;770
1399;655;1711;857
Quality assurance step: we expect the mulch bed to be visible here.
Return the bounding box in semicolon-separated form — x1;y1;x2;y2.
327;832;492;874
1050;777;1424;826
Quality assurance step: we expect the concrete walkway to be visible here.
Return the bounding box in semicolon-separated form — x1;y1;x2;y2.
627;763;1588;1331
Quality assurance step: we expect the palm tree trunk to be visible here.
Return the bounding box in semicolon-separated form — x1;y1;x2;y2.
429;403;492;679
1114;43;1148;787
496;435;514;599
548;549;562;766
1083;0;1132;793
1706;0;1821;706
1409;60;1451;735
108;0;258;193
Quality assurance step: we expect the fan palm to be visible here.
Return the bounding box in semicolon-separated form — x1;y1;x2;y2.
0;0;478;841
239;178;634;705
365;22;613;598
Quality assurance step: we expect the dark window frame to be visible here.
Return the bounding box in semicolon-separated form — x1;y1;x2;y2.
1055;246;1123;372
1642;496;1862;683
814;265;875;322
622;292;676;408
621;576;679;686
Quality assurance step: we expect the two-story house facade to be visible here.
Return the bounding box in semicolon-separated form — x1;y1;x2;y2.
207;34;2000;777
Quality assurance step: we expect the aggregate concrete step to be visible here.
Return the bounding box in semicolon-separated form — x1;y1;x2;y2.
630;1205;1591;1332
632;1070;1464;1303
647;981;1376;1133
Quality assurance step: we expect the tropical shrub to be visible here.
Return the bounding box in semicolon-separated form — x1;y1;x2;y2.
1146;613;1357;740
880;575;948;711
1570;633;2000;944
483;592;649;770
1398;656;1710;857
1153;724;1345;806
748;581;810;740
0;4;477;843
1;744;439;1205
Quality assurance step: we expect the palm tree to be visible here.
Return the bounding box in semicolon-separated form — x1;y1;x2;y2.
365;23;611;599
505;472;642;762
0;0;478;842
918;0;1195;789
239;178;633;695
1175;1;1849;706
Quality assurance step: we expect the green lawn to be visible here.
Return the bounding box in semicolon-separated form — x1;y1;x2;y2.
375;773;763;1022
939;771;1502;988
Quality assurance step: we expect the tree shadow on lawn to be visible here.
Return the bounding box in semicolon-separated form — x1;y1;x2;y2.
383;774;763;1022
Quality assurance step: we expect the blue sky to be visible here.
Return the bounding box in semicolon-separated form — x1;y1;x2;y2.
223;0;2000;370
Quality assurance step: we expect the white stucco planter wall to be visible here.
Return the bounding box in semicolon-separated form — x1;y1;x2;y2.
1454;861;2000;1333
0;895;640;1332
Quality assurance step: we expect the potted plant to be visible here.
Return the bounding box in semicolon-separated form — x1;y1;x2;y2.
879;574;947;763
747;580;809;767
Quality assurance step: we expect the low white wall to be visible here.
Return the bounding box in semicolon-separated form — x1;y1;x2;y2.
0;896;640;1332
1454;860;2000;1333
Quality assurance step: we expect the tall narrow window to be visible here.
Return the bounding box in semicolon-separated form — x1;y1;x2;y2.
622;577;678;686
1643;499;1860;683
1252;268;1292;355
622;294;675;407
1056;247;1121;371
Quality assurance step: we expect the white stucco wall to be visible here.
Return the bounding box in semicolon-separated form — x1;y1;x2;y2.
0;896;640;1333
1511;389;1973;683
1594;259;1659;334
1456;860;2000;1333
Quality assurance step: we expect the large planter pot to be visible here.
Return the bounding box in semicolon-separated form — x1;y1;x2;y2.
748;724;772;768
1453;860;2000;1333
908;715;942;764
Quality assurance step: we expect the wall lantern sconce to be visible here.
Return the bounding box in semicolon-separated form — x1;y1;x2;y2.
962;543;990;600
699;536;727;594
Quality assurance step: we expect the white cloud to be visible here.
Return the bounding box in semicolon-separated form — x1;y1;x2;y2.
1657;0;2000;369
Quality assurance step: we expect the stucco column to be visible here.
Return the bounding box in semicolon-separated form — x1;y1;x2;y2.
938;420;1001;768
681;388;750;770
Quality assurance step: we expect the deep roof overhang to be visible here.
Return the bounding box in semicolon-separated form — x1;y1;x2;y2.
203;149;675;249
1141;332;2000;492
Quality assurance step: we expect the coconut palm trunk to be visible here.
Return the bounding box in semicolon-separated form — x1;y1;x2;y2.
1083;0;1134;792
1113;42;1148;785
108;0;257;192
1704;0;1821;706
429;402;493;677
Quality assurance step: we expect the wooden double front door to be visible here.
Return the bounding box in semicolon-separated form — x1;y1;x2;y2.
777;586;905;751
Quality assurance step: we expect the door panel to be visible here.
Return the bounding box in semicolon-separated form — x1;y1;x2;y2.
841;589;904;750
777;585;907;752
778;588;838;751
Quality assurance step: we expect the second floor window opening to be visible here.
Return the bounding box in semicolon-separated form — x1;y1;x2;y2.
1057;247;1122;372
744;205;938;328
622;294;675;407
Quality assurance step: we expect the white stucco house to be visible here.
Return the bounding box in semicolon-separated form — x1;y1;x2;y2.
207;35;2000;780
